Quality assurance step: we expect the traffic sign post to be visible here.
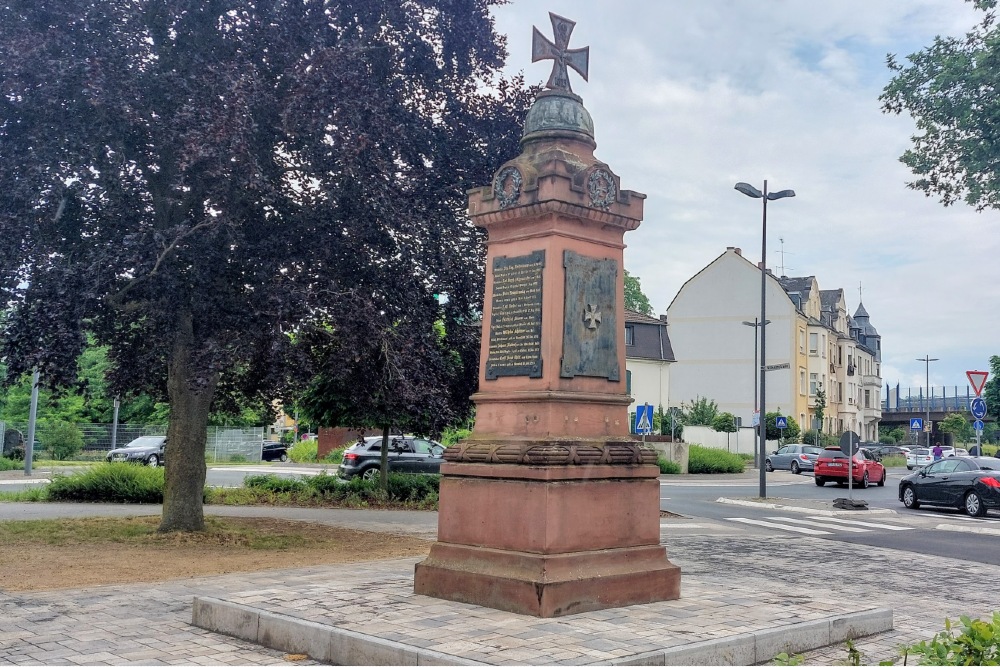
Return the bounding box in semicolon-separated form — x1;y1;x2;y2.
910;418;923;431
971;397;988;453
635;403;654;436
839;431;861;502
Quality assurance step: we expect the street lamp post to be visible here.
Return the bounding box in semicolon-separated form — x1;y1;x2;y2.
742;318;770;468
917;355;939;450
736;181;795;499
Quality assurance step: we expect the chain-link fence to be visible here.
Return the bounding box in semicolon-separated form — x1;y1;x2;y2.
0;421;265;463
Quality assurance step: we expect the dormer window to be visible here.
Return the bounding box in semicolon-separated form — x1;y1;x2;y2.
625;325;634;346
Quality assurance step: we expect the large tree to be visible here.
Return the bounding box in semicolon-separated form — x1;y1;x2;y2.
881;0;1000;210
0;0;530;531
624;270;654;316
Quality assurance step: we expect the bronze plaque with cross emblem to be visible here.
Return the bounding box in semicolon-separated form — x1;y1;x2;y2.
560;250;619;380
485;251;545;379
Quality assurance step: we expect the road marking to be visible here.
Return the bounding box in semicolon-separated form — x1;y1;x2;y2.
807;516;913;531
0;478;49;485
661;523;705;529
936;523;1000;536
725;517;831;535
765;516;869;532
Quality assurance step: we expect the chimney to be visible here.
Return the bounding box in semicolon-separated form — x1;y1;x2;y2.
659;314;668;322
726;246;742;256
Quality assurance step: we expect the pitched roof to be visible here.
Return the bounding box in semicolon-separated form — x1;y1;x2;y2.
624;308;664;325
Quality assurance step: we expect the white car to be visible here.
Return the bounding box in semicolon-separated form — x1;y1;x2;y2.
906;446;956;470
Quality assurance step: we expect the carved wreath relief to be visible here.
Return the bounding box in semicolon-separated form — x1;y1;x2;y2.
494;166;523;209
588;169;617;210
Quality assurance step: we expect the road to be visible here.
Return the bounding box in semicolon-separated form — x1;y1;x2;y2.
661;466;1000;566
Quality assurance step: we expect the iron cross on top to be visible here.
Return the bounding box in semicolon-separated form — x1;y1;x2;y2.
532;12;589;94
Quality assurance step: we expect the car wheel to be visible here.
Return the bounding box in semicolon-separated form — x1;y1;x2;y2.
790;461;800;475
859;471;869;489
280;453;288;462
965;490;987;517
877;470;886;487
765;460;774;472
907;466;913;470
361;467;380;481
902;485;920;509
815;477;825;487
146;454;159;467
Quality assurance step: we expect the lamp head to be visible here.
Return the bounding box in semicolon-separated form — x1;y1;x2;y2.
767;189;796;200
735;182;763;198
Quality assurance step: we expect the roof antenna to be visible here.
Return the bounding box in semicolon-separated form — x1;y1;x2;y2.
778;237;794;277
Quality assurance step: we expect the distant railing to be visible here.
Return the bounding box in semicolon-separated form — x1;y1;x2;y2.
881;386;974;413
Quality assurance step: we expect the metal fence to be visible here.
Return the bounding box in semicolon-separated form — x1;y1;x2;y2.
0;421;265;463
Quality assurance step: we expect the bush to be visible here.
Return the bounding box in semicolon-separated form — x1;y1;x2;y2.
243;474;307;494
687;444;745;474
0;456;23;471
322;447;346;464
41;421;85;461
47;463;164;503
288;439;317;463
441;426;471;446
657;457;681;474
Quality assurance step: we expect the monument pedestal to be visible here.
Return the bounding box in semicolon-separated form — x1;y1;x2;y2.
414;458;680;617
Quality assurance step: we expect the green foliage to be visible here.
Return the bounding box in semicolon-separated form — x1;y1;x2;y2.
772;651;804;666
624;270;654;316
711;412;738;433
322;447;346;464
687;444;745;474
0;456;23;471
905;613;1000;665
46;463;164;503
765;411;800;441
655;406;683;439
881;5;1000;211
681;396;719;426
802;430;837;447
657;456;681;474
244;474;307;494
813;388;826;432
40;421;85;461
213;472;440;509
441;426;471;446
939;413;974;444
287;440;317;463
985;356;1000;421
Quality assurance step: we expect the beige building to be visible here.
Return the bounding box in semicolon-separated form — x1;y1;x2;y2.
666;247;881;440
623;309;674;426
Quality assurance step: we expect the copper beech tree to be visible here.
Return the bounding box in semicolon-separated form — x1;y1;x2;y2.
0;0;532;531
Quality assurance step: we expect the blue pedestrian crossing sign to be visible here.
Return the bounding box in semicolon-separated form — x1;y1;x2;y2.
975;419;985;432
635;403;654;435
775;416;788;430
910;418;923;431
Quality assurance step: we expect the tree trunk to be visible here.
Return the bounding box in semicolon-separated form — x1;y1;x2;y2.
159;311;218;533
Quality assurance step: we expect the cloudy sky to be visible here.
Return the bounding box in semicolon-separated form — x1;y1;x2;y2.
492;0;998;398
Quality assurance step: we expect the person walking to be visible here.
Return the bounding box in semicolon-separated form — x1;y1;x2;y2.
932;443;943;461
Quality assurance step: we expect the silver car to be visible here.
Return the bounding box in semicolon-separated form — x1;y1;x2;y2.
765;444;823;474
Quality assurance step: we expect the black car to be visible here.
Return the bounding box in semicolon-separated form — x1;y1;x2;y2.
261;441;289;462
899;456;1000;517
339;436;445;480
106;436;167;467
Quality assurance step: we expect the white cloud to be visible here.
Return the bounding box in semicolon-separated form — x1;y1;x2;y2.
491;0;995;392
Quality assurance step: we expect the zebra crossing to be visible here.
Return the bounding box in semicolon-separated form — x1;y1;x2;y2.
725;513;915;536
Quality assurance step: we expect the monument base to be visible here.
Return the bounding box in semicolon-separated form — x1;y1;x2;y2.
413;459;681;617
414;542;680;617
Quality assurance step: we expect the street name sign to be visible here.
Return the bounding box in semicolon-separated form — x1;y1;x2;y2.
765;363;790;371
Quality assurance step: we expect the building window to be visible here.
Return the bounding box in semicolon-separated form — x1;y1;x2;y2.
799;329;805;354
864;389;871;408
809;373;818;396
800;370;807;395
809;332;818;355
626;369;632;396
625;326;634;346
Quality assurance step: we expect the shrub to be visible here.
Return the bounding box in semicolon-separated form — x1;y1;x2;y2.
687;444;745;474
0;456;23;471
41;421;85;461
440;426;471;446
657;457;681;474
243;474;307;494
47;463;164;503
288;439;317;463
322;447;346;464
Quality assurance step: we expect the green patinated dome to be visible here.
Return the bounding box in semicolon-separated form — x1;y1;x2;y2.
521;90;595;144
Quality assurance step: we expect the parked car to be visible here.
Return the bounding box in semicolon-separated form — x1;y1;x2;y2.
867;445;910;459
907;446;956;469
899;457;1000;517
261;441;289;462
954;448;970;457
814;446;886;488
339;436;445;480
106;435;166;467
765;444;822;474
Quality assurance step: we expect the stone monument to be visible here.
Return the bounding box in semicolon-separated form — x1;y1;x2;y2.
413;12;681;617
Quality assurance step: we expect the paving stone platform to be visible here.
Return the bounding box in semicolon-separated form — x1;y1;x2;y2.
192;558;891;666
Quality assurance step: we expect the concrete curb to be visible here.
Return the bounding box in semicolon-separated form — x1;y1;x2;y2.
935;523;1000;536
193;597;892;666
717;497;897;516
192;597;486;666
606;608;893;666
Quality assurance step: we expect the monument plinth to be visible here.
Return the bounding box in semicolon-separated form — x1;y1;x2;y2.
413;13;680;617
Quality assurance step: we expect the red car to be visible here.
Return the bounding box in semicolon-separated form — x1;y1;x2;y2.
814;446;886;488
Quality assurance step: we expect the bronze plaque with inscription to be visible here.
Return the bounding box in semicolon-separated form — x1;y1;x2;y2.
485;251;545;379
560;250;619;380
